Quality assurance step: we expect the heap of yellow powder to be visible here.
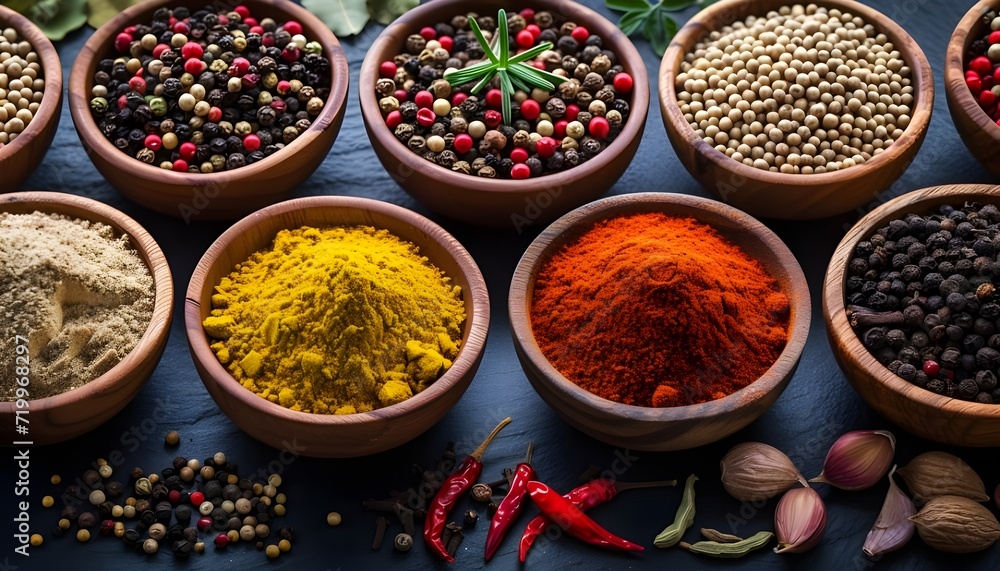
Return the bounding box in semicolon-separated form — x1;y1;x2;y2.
203;225;466;414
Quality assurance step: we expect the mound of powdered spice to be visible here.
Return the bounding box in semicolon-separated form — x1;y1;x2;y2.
0;212;155;400
530;213;790;407
203;225;466;414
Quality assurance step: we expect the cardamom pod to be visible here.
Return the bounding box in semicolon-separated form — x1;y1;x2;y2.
682;531;774;558
653;474;698;548
909;495;1000;553
897;452;989;503
720;442;807;501
700;528;742;543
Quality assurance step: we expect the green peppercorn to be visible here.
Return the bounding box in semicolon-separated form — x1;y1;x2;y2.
90;97;108;113
149;97;167;116
305;41;322;55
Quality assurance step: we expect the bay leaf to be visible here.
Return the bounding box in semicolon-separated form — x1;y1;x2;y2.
302;0;369;37
369;0;418;26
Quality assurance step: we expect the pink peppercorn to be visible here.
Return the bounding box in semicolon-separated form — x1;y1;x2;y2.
968;75;984;94
520;8;535;20
380;61;397;78
250;25;264;35
181;41;203;60
101;520;114;535
129;76;146;93
923;361;940;376
184;58;206;75
152;43;169;59
115;32;132;53
244;17;258;28
189;492;205;506
208;106;222;122
439;36;453;52
516;30;534;48
173;159;189;172
414;90;434;108
234;5;250;19
554;120;568;138
231;57;250;76
218;14;229;25
419;26;436;40
197;517;212;531
485;89;503;109
484;110;502;128
123;25;136;34
589;116;610;139
168;490;181;504
510;147;529;163
982;89;997;108
452;92;468;106
416;107;436;127
281;46;301;62
394;89;408;102
117;95;129;109
571;26;589;43
144;134;162;151
532;60;546;70
971;56;992;75
565;104;580;121
277;80;292;94
526;24;541;39
511;163;531;179
173;21;189;34
385;110;403;129
283;20;303;35
613;72;633;93
520;99;540;120
214;533;229;549
243;134;261;152
536;137;558;158
453;133;473;154
179;142;197;161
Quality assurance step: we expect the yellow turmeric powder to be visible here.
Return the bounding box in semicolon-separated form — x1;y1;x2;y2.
203;225;466;414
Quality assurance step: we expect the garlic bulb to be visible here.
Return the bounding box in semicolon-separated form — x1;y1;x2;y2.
862;466;915;557
774;487;827;554
810;430;895;491
720;442;807;501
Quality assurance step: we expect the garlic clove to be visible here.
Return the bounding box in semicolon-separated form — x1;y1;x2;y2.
810;430;895;491
774;487;827;554
862;466;915;557
909;495;1000;553
897;451;989;504
720;442;808;502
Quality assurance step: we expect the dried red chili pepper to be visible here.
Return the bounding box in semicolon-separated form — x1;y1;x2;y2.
484;443;534;561
423;417;512;562
519;479;675;562
526;481;644;553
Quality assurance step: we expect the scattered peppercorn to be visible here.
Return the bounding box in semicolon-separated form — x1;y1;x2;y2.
30;534;43;547
326;511;342;526
164;430;180;446
394;532;413;552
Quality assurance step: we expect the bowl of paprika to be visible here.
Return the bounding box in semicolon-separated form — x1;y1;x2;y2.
509;192;811;451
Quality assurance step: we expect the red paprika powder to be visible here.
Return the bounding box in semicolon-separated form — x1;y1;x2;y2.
529;213;790;407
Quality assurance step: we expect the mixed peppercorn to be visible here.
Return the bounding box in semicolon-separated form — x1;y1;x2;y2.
376;8;634;180
964;10;1000;124
89;4;330;173
846;203;1000;404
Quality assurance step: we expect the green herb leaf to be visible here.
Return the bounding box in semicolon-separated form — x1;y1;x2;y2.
508;41;552;65
471;69;496;94
497;8;509;66
28;0;88;41
617;10;648;36
642;10;679;56
86;0;141;29
660;0;699;10
605;0;651;12
498;69;513;122
302;0;369;37
367;0;418;26
469;16;499;64
509;64;554;92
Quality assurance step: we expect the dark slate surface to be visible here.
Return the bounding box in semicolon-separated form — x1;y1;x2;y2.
3;0;1000;569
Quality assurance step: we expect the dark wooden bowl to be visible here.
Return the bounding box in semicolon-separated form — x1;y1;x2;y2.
945;0;1000;175
824;184;1000;447
68;0;350;221
659;0;934;220
185;196;490;457
0;192;173;445
509;193;811;451
360;0;649;227
0;5;63;193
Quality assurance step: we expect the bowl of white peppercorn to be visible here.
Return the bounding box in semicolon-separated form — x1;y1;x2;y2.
0;4;63;193
660;0;934;220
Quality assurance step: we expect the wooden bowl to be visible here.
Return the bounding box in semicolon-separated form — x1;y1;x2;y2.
360;0;649;227
68;0;350;221
184;196;490;457
0;4;63;193
0;192;173;445
659;0;934;220
945;0;1000;175
824;184;1000;447
509;193;811;451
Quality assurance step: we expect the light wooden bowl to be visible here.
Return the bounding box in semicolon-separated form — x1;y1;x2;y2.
659;0;934;220
360;0;649;227
945;0;1000;175
185;196;490;457
68;0;350;221
0;4;63;193
0;192;173;445
824;184;1000;447
509;193;811;451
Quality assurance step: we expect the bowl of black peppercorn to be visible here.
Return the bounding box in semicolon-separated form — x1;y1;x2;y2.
68;0;350;221
824;183;1000;447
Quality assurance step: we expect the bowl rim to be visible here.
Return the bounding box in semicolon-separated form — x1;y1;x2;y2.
0;4;64;164
823;183;1000;421
658;0;934;188
0;191;174;413
183;195;490;426
944;0;999;138
508;191;812;420
358;0;650;195
67;0;350;194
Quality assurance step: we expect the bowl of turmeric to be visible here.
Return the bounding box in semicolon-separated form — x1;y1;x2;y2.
509;192;811;451
185;196;489;457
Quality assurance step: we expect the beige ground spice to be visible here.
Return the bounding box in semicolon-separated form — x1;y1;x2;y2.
0;211;155;400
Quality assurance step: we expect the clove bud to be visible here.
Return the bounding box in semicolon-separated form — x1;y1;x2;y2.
909;495;1000;553
720;442;808;501
862;466;915;557
896;452;989;503
810;430;895;491
774;487;827;554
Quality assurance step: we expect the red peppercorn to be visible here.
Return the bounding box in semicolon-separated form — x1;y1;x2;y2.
262;34;275;48
416;107;436;127
197;517;212;531
173;21;189;35
231;57;251;76
565;104;580;121
168;490;181;504
184;58;206;75
982;89;997;108
971;56;992;75
115;32;132;53
100;520;114;535
250;25;264;35
589;116;611;139
218;14;229;26
571;26;590;43
484;110;502;128
520;8;535;20
181;41;203;60
283;20;302;35
117;95;128;110
189;491;205;506
452;92;467;106
243;133;261;152
485;89;503;109
281;46;301;62
394;89;409;102
613;72;634;93
271;99;287;113
152;43;169;59
385;110;403;129
554;120;568;138
516;30;534;48
526;24;541;39
173;159;189;172
439;35;453;52
234;4;250;19
379;61;397;78
923;361;940;376
208;106;223;123
993;67;1000;82
536;136;558;158
129;76;146;93
144;134;162;151
520;99;540;120
214;533;229;549
244;17;258;28
511;163;531;179
420;26;436;40
510;147;529;163
414;90;434;108
167;17;177;27
968;75;984;94
453;133;473;154
123;25;137;34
